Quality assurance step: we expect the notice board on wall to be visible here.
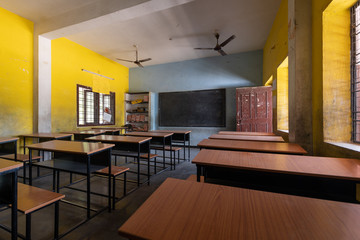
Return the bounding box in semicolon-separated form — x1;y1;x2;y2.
159;89;226;127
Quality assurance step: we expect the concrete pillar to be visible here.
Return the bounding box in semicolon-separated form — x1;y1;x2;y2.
288;0;313;153
33;35;52;133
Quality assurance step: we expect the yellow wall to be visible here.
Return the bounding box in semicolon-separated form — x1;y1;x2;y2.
51;38;129;132
0;7;34;137
263;0;288;85
312;0;360;158
277;57;288;131
263;0;288;136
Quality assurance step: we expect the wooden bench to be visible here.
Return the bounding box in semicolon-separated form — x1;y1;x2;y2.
140;153;159;174
152;146;182;170
1;154;42;183
95;166;129;209
17;183;64;240
186;174;204;182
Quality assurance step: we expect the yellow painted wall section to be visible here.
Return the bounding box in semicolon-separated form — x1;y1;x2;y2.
0;7;33;137
51;38;129;132
323;6;352;143
312;0;332;154
277;57;288;131
312;0;360;159
263;0;288;85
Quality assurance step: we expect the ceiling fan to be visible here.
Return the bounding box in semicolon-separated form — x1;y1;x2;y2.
116;45;152;68
194;33;236;56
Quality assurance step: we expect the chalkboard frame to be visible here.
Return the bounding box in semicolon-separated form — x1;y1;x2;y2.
159;89;226;127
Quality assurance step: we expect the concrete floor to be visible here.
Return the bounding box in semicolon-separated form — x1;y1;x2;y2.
0;148;200;240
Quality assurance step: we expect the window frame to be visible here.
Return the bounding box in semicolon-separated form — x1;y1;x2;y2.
77;84;115;127
351;2;360;142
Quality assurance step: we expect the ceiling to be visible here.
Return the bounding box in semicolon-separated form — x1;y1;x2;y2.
0;0;281;68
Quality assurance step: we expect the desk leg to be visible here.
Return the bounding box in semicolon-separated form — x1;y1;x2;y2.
11;171;18;240
108;150;112;212
147;142;150;185
86;156;91;219
137;145;140;187
183;136;186;161
196;165;201;182
14;141;17;162
29;150;32;185
171;141;174;170
162;139;165;169
23;137;26;155
188;136;191;162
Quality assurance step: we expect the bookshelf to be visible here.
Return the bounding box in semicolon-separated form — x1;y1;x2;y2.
125;92;152;132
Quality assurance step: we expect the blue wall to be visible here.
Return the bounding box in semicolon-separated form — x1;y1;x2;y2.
129;50;263;145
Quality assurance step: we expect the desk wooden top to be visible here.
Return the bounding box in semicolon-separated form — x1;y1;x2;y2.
198;139;307;155
193;149;360;181
0;159;22;173
126;132;173;138
0;137;19;144
118;178;360;240
218;131;276;136
92;127;127;130
62;130;106;135
86;135;152;144
209;134;284;142
27;140;114;155
150;130;191;134
20;133;73;139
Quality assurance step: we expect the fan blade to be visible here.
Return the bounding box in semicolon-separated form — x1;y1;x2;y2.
116;58;134;63
135;62;144;68
218;49;227;56
194;48;214;50
139;58;152;63
220;35;236;47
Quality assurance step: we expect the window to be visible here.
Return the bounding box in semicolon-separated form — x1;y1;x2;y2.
352;2;360;142
77;84;115;126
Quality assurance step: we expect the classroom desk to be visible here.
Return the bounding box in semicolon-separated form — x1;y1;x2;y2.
85;135;152;186
0;137;18;160
19;133;73;154
91;127;127;135
118;178;360;240
0;159;22;240
193;149;360;202
218;131;276;136
62;130;107;141
150;130;191;160
209;134;284;142
125;132;174;170
198;138;307;155
27;140;114;219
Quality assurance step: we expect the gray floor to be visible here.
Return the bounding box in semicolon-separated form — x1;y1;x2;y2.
0;148;200;240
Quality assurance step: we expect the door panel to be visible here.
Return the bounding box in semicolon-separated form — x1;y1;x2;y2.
236;86;272;132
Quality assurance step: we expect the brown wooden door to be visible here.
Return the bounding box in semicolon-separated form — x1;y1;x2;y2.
236;86;272;132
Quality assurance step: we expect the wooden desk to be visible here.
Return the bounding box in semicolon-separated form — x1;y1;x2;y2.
91;127;127;135
198;138;307;155
0;159;22;240
86;135;152;186
193;149;360;202
62;130;106;141
19;133;73;154
27;140;114;219
125;132;174;170
209;134;284;142
118;178;360;240
0;137;18;162
150;130;191;160
218;131;276;136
